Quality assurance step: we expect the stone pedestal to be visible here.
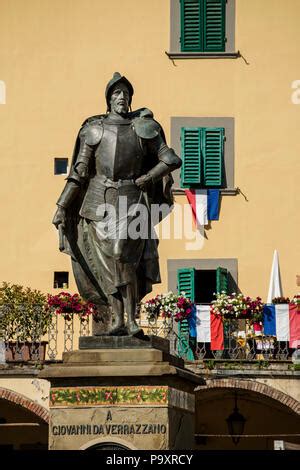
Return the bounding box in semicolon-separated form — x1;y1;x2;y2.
39;336;201;450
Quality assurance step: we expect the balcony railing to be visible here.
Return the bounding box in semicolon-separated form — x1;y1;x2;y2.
1;314;91;363
0;314;296;364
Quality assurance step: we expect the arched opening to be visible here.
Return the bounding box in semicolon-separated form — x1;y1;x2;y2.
86;442;131;450
195;384;300;450
0;390;49;450
80;436;136;451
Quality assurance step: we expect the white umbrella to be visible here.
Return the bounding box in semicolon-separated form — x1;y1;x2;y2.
267;249;283;303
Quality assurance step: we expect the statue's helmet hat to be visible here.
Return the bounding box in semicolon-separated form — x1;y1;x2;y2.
105;72;134;110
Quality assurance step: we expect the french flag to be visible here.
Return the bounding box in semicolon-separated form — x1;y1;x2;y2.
195;305;224;350
263;304;300;348
185;189;220;225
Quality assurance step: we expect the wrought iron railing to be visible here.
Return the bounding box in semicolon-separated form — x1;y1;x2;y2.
0;314;295;363
2;314;91;363
139;316;179;356
176;317;294;361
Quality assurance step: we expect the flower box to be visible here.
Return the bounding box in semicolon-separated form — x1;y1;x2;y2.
211;292;263;323
47;292;94;318
5;341;48;362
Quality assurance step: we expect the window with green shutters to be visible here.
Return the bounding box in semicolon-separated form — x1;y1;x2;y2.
180;127;224;188
177;268;196;301
176;266;228;359
180;128;201;186
177;268;196;360
177;267;228;303
216;267;228;294
180;0;226;52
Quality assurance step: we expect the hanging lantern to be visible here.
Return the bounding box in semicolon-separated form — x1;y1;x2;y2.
226;392;246;445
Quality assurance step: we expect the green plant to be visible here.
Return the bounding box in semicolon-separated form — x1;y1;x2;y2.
288;364;300;371
204;360;215;370
224;362;240;369
0;282;51;342
256;360;270;369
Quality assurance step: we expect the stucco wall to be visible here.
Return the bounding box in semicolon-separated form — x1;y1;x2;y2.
256;377;300;404
0;0;299;299
0;378;50;409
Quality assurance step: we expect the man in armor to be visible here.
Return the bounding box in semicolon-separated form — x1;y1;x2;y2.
52;72;181;336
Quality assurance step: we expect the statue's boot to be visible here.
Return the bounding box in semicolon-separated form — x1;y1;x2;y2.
109;324;127;336
127;313;143;337
109;311;126;336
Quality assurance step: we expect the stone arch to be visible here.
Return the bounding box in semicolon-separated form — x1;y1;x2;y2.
0;387;49;423
80;436;138;450
196;378;300;415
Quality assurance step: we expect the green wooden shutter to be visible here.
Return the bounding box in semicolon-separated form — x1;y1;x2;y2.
216;267;228;294
181;0;203;52
177;268;196;361
180;127;201;187
181;0;226;53
178;318;195;360
203;0;226;52
202;127;224;186
177;267;195;301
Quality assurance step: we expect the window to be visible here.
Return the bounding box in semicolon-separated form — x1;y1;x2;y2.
53;271;69;289
54;158;68;175
167;258;238;297
169;0;237;58
171;117;235;191
177;266;228;303
181;0;226;52
168;258;237;359
181;127;224;188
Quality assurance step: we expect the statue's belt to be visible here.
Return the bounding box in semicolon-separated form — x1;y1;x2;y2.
93;174;143;209
96;174;137;189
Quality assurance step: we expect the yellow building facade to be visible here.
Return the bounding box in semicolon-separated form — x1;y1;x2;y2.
0;0;299;299
0;0;300;451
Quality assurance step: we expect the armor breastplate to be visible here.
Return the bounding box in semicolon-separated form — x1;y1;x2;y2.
95;117;145;181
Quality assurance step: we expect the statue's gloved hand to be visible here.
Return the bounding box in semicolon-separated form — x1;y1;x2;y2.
135;174;152;191
75;162;88;179
52;206;66;229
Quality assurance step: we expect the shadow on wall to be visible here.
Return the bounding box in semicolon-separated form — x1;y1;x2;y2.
228;272;240;294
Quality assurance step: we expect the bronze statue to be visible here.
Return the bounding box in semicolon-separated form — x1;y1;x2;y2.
52;72;181;336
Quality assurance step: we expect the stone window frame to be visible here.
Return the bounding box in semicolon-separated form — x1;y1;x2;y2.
167;0;239;60
171;117;236;194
